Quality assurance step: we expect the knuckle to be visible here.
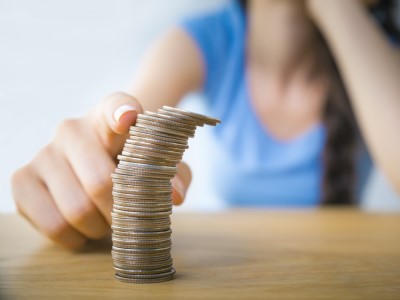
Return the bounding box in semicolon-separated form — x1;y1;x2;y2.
35;144;53;161
11;166;32;207
29;145;55;170
64;198;94;226
45;218;71;240
85;172;112;200
55;118;79;138
11;167;27;189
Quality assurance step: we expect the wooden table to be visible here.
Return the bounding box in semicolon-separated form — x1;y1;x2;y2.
0;209;399;299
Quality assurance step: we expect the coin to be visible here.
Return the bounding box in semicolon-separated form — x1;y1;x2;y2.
161;106;221;126
111;106;220;283
145;110;201;127
137;115;196;134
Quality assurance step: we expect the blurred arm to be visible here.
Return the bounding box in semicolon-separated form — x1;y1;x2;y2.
309;0;400;194
127;28;204;112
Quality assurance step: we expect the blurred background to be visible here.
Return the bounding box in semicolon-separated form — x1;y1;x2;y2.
1;0;399;213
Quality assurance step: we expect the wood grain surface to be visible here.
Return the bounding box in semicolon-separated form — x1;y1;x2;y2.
0;208;399;299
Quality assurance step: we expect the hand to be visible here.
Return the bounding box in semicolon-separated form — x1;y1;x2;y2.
11;92;191;250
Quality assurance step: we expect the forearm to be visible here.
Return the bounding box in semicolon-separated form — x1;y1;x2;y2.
127;28;204;112
309;0;400;193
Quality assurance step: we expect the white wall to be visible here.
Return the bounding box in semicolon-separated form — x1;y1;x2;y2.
1;0;399;213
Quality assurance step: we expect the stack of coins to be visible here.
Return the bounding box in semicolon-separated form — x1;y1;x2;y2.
111;106;220;283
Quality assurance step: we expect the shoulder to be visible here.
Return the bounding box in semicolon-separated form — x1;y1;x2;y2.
179;2;241;40
177;1;246;93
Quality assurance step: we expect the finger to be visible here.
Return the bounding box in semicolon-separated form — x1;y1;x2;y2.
90;92;143;155
11;166;87;250
34;146;109;239
54;121;115;225
171;161;192;205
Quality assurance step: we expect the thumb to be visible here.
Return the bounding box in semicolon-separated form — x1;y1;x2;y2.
171;162;192;205
90;92;143;155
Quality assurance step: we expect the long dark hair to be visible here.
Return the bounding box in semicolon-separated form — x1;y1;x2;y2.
239;0;400;205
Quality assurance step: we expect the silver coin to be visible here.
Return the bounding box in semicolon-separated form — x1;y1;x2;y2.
112;239;171;248
117;154;177;167
125;136;189;149
135;116;196;133
112;204;171;212
115;167;175;179
112;229;171;236
122;145;183;159
112;208;172;218
161;105;221;125
112;239;172;248
112;192;171;199
139;113;197;129
111;220;171;227
114;265;173;275
111;224;171;231
122;144;184;158
115;169;175;180
112;192;172;200
112;249;171;258
111;107;220;284
112;197;172;203
111;216;171;225
128;131;188;146
111;213;171;222
122;142;184;155
111;173;165;183
121;151;178;165
125;141;187;155
112;193;171;200
135;120;196;137
157;108;205;126
137;115;196;133
111;179;171;188
121;150;182;164
115;163;176;173
115;267;175;279
112;256;172;265
116;164;178;175
112;255;172;264
112;180;171;188
113;206;171;214
114;260;173;269
114;199;172;209
135;122;195;138
111;221;171;229
129;126;188;143
145;110;201;127
112;254;173;263
112;184;171;193
117;160;177;172
111;228;172;236
112;201;172;208
114;272;174;283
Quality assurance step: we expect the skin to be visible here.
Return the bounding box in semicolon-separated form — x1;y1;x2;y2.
11;0;400;249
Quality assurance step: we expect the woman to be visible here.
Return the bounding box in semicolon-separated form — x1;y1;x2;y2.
11;0;400;249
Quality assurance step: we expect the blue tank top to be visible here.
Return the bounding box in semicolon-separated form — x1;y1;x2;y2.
179;0;371;207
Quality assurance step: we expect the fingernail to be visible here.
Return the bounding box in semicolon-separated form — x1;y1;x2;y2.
114;104;137;122
172;176;186;199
